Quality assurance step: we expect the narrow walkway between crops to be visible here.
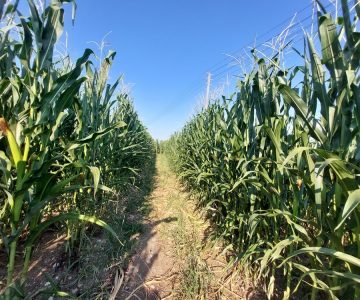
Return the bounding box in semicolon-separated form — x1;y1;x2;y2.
118;155;254;300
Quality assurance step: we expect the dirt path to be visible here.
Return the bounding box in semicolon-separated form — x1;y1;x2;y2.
119;155;249;300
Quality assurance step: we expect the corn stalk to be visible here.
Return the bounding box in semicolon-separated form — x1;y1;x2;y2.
165;1;360;298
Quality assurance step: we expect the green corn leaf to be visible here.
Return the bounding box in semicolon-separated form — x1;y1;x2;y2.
39;1;64;70
335;189;360;230
284;247;360;268
27;0;43;50
18;13;33;69
279;85;327;144
25;213;122;247
38;48;93;121
318;14;344;82
66;121;126;151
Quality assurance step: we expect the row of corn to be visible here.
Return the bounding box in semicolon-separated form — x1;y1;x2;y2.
0;1;154;298
165;1;360;299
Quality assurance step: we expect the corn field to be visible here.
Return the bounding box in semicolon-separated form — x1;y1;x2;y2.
165;1;360;299
0;0;154;298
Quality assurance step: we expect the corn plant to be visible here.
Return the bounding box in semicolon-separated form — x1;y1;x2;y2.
0;0;154;298
165;1;360;299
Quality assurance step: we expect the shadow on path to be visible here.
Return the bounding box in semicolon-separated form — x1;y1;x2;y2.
121;217;178;299
118;156;178;299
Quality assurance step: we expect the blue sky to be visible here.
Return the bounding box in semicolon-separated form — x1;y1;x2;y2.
23;0;317;140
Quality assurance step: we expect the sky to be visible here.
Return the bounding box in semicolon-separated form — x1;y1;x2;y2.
21;0;318;140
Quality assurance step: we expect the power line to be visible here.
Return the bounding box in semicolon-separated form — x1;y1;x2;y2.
198;2;340;89
146;1;342;126
203;2;335;82
200;1;316;75
172;3;328;105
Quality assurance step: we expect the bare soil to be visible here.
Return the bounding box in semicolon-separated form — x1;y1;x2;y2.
119;155;263;300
